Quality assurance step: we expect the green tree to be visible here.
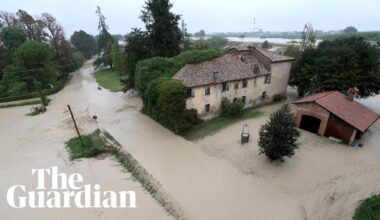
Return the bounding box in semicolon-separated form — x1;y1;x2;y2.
194;29;205;37
343;26;358;34
261;40;270;49
12;41;57;90
111;44;125;75
180;20;191;50
258;103;300;161
0;27;26;53
301;23;316;51
140;0;182;57
207;36;228;48
290;37;380;97
122;28;151;91
70;30;97;59
284;43;302;60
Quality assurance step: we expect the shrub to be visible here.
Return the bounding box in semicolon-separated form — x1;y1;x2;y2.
222;98;244;117
354;194;380;220
272;94;287;102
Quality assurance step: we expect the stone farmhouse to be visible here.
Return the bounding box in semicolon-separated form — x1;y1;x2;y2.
173;46;294;119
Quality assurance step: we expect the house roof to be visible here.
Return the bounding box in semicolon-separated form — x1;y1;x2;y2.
293;91;380;132
228;46;295;63
173;52;270;87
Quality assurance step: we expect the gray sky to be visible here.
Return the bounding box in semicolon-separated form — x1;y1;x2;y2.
2;0;380;37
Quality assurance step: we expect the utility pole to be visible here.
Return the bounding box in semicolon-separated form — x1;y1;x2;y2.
67;105;84;148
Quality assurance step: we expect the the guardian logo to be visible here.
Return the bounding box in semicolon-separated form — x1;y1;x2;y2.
7;166;136;208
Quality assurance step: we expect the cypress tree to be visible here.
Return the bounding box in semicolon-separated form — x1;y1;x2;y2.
140;0;182;57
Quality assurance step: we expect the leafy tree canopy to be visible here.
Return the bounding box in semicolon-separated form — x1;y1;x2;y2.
0;27;26;53
290;37;380;98
70;30;97;59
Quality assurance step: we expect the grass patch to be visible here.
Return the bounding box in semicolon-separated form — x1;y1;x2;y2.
65;129;105;160
94;69;123;92
354;194;380;220
183;109;262;141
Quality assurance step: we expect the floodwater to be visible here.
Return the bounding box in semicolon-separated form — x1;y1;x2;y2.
192;36;322;44
0;61;379;220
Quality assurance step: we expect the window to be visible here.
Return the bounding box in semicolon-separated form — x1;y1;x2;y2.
222;82;229;92
205;104;210;113
205;85;211;95
213;71;219;80
234;81;239;90
264;75;271;84
242;96;246;104
242;79;248;88
187;88;195;98
253;64;260;74
262;91;267;99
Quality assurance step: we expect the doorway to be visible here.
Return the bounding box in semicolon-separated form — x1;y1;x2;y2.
299;115;321;134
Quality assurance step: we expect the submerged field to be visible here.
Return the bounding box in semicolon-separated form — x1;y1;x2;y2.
94;69;123;92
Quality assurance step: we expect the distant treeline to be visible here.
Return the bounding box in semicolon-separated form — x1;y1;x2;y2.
205;31;380;42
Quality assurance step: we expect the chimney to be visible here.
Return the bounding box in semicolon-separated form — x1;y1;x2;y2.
347;87;359;101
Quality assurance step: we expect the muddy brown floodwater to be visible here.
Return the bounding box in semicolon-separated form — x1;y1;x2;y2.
1;60;380;220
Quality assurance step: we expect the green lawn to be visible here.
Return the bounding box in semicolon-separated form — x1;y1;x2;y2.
354;194;380;220
183;109;262;141
94;69;123;92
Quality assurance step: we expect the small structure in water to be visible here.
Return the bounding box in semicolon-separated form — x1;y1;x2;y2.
241;124;250;144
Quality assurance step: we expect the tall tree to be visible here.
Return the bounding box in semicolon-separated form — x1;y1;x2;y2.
140;0;182;57
70;30;97;59
180;20;191;50
301;23;316;51
258;103;300;161
95;6;114;68
290;37;380;97
122;28;151;91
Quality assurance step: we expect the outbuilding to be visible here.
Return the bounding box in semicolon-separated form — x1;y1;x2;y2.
293;91;379;145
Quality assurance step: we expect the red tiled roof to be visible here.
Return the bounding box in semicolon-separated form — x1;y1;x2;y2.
294;91;380;132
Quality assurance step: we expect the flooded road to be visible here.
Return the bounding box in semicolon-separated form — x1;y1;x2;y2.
1;60;379;220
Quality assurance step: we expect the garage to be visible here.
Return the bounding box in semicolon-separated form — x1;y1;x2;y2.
299;115;321;134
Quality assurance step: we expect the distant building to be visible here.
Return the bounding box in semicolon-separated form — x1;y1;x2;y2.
173;46;294;120
293;91;380;145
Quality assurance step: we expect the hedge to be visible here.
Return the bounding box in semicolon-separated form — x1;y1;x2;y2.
136;49;224;134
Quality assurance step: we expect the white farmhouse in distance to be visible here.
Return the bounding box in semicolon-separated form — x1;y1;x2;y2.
173;46;295;120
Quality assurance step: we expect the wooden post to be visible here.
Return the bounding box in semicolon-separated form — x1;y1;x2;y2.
67;105;84;148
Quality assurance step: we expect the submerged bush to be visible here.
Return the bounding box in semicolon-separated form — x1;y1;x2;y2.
222;98;245;117
65;129;105;160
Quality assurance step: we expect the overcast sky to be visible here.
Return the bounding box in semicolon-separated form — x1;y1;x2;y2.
2;0;380;37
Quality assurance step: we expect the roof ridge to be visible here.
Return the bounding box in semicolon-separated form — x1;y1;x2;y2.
315;91;336;101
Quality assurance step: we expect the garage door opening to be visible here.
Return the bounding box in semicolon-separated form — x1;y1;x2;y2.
299;115;321;134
